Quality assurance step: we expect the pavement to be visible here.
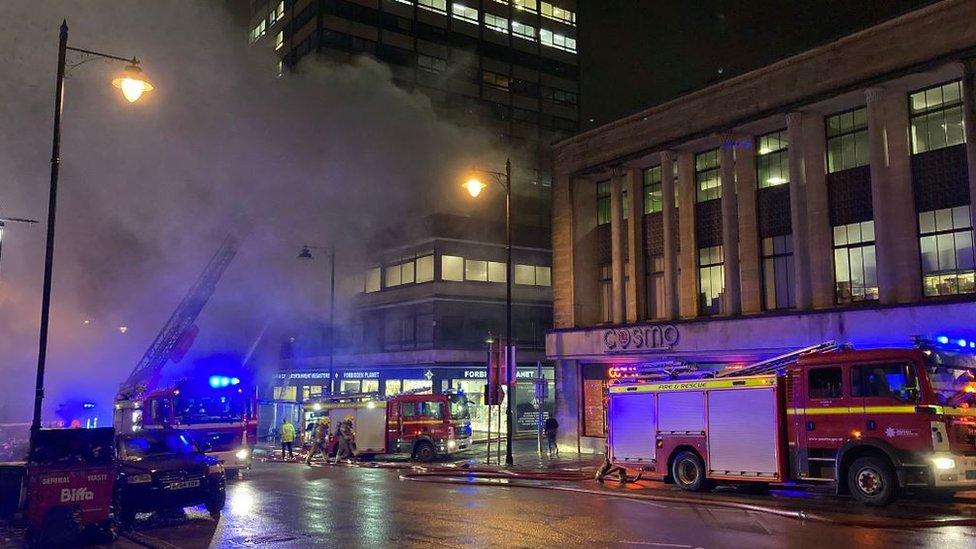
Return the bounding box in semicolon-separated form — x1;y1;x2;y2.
3;440;976;548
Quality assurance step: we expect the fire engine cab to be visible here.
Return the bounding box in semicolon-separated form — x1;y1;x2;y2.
302;391;473;462
605;339;976;506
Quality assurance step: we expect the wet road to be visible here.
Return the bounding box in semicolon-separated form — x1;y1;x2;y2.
112;459;976;549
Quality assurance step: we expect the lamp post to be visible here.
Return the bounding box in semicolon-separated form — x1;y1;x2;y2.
462;158;514;465
0;217;39;277
298;245;337;395
30;20;153;453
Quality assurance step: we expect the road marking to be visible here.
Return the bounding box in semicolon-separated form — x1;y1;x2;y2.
618;542;702;548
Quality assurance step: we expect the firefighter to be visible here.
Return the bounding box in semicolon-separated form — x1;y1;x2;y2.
544;415;559;456
305;418;330;465
280;419;296;460
333;420;356;463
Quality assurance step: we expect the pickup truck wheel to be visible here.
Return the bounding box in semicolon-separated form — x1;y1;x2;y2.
206;491;226;520
671;451;713;492
414;442;436;463
848;456;898;506
114;492;136;532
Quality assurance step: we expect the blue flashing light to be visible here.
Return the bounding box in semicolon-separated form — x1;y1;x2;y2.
208;375;241;389
82;402;96;409
936;336;950;344
958;339;968;348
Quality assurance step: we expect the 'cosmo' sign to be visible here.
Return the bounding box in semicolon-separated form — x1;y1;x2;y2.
602;324;679;353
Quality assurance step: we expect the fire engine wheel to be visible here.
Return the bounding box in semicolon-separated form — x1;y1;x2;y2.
847;456;898;506
671;451;714;493
414;441;437;463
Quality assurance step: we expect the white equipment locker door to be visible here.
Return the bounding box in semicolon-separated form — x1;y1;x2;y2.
608;392;656;463
707;387;778;476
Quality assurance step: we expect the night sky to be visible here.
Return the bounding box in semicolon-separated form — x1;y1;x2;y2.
578;0;937;128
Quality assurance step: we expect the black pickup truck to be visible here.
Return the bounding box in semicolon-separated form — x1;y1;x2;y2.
114;429;226;529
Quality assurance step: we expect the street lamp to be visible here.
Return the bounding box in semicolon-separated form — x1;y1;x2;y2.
297;245;336;395
462;158;514;465
0;217;39;277
30;21;153;452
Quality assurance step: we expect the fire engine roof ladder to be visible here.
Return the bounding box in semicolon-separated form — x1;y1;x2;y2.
117;234;240;400
715;341;842;378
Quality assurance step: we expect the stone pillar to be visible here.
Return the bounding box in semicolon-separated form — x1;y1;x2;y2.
963;59;976;232
801;112;834;308
677;152;698;318
625;168;645;323
719;134;741;315
571;177;600;326
552;172;576;328
609;168;626;324
866;87;897;304
881;89;923;303
786;112;812;310
661;151;679;319
734;135;761;314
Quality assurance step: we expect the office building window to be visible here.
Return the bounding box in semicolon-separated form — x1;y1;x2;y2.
833;221;878;303
418;0;447;14
695;149;721;202
919;206;975;296
483;70;510;90
762;235;795;310
597;180;611;225
515;264;551;286
464;259;488;282
418;54;446;73
513;0;537;12
599;264;612;323
540;29;577;53
643;166;662;214
249;20;266;43
646;254;666;319
541;2;575;25
364;267;381;293
269;1;285;26
416;254;434;283
698;246;724;316
910;81;965;154
756;130;789;188
385;259;415;287
488;261;506;283
826;107;869;173
451;4;478;23
484;13;508;33
442;255;464;281
275;31;283;50
512;21;536;40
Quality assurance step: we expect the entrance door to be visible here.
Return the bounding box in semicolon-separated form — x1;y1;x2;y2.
800;364;858;480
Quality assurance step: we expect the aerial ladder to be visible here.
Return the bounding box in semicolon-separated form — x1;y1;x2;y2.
116;234;239;401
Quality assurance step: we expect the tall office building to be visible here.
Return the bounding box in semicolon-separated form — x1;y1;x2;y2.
248;0;579;434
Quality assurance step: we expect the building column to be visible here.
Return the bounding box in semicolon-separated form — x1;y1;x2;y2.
720;134;741;315
677;152;698;318
786;113;812;310
866;87;901;305
571;177;600;326
661;151;679;319
801;112;834;308
734;135;761;314
880;88;922;303
609;168;626;324
962;59;976;231
625;168;645;323
552;172;575;328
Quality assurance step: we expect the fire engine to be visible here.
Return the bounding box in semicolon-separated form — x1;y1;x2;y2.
113;236;257;473
302;390;473;462
605;339;976;506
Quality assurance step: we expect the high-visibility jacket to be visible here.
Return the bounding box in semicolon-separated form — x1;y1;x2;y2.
281;421;296;443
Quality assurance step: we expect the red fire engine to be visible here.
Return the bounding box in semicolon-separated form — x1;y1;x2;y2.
302;391;473;462
605;339;976;505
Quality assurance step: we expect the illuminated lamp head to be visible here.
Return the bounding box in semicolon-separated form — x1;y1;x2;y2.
112;63;154;103
936;336;950;345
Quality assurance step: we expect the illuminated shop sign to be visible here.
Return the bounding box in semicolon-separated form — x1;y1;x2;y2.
461;370;547;380
602;324;679;353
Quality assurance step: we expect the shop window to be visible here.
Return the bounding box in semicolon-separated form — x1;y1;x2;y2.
340;380;361;394
364;267;381;293
385;380;402;396
808;368;842;399
910;80;965;154
646;254;666;319
361;380;379;394
756;130;789;188
919;206;975;297
402;380;433;393
695;149;721;202
762;235;795;310
273;386;297;401
698;246;724;316
597;180;611;225
599;264;612;323
826;107;868;173
442;255;464;281
582;366;606;438
302;385;323;401
833;221;878;303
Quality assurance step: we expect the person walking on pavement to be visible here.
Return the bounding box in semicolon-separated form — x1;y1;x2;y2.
333;419;356;463
305;418;330;465
281;418;296;460
544;415;559;456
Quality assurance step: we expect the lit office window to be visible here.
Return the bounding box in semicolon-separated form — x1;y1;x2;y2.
451;3;479;24
756;130;789;188
513;0;537;12
513;265;550;286
269;1;284;25
418;54;447;73
483;70;510;90
418;0;447;14
416;254;435;283
695;149;721;202
833;221;878;303
484;13;509;33
512;21;536;40
465;259;489;282
535;266;551;286
910;81;965;154
826;107;869;173
541;2;575;25
643;166;662;214
275;31;283;50
762;235;795;310
249;20;266;44
364;267;381;293
488;261;506;283
599;264;612;323
597;180;611;225
442;255;464;281
385;259;415;287
919;206;975;296
646;254;666;319
698;246;724;316
540;29;577;53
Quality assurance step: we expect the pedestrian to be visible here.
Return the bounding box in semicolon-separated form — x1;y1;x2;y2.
544;415;559;456
305;418;330;465
281;418;296;460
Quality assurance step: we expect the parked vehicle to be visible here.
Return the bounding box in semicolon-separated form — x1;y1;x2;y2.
25;427;117;546
114;429;226;529
302;390;472;462
605;339;976;506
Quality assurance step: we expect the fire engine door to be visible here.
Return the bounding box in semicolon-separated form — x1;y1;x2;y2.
850;361;929;452
800;365;859;480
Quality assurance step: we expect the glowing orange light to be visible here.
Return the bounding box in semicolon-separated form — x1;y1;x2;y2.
463;178;487;198
112;64;154;103
851;430;862;439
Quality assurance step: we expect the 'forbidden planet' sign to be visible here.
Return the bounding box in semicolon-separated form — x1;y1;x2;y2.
603;324;679;353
